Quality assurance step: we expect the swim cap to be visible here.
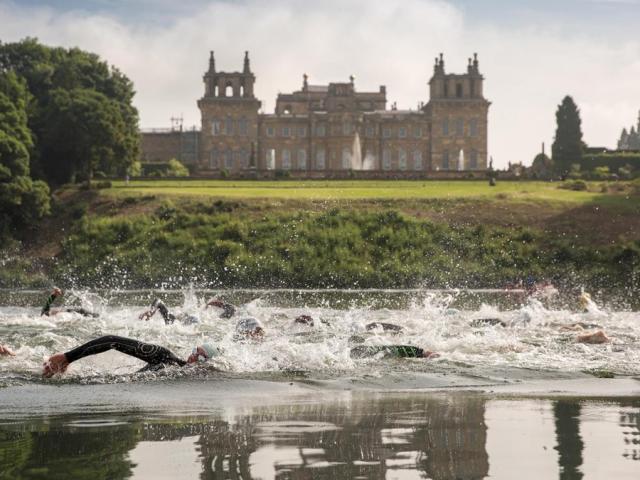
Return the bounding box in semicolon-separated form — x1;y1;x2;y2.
200;343;221;359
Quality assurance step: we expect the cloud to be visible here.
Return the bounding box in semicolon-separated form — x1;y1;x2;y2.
0;0;639;166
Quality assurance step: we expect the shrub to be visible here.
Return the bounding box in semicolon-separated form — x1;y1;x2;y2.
166;158;189;177
559;179;587;191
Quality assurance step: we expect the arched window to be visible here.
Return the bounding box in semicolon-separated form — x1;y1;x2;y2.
225;83;233;97
456;83;463;98
240;85;245;97
283;105;292;115
213;85;219;97
297;149;307;170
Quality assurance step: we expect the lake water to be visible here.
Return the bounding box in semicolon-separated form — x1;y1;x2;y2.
0;288;639;478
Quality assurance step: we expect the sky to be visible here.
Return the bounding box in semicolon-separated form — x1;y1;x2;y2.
1;0;639;167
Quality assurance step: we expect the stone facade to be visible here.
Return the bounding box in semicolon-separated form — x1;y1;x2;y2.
143;51;490;176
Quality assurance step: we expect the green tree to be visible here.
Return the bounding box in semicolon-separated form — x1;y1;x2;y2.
552;96;584;177
530;152;554;179
166;158;189;177
40;88;132;183
0;38;140;184
0;76;50;239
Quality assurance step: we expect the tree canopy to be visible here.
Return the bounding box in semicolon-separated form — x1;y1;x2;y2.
551;96;584;177
0;38;140;184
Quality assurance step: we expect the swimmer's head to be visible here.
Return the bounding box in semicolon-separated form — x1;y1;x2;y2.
294;315;314;327
187;343;221;363
52;287;63;297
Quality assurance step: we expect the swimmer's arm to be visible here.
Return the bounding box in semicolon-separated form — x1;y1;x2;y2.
139;307;157;321
43;335;186;377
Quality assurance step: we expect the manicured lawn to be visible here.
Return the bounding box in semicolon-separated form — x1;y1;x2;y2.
106;179;635;206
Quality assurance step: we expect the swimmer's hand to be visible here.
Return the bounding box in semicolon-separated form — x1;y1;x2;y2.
138;310;153;321
0;345;15;356
43;353;69;377
423;351;440;359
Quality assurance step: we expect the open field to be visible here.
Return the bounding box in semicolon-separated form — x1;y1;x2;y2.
108;179;638;207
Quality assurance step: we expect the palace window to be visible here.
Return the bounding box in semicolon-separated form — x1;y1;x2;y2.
442;119;449;136
414;126;422;138
413;151;423;170
456;83;463;98
315;124;326;137
398;127;407;138
456;118;464;136
211;119;221;136
298;126;307;137
442;151;450;170
238;117;248;136
225;116;234;135
383;149;391;170
365;126;375;137
398;149;407;170
233;150;241;167
342;147;351;169
343;122;352;136
224;149;233;169
383;127;392;138
282;126;291;137
316;149;326;169
266;126;275;137
240;148;250;168
209;149;219;169
469;118;478;137
297;149;307;169
282;149;291;169
470;150;478;169
266;149;275;170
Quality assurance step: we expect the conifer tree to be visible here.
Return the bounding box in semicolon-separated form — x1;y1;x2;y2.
551;96;583;176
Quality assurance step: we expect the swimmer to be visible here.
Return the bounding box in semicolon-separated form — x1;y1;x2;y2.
42;335;221;377
576;330;610;344
0;345;15;356
350;345;438;359
40;287;98;317
139;299;199;325
365;322;403;333
206;298;236;318
294;315;314;327
235;317;264;339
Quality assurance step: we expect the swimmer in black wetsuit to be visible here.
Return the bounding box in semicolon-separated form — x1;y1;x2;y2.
42;335;221;377
40;288;98;317
139;299;199;325
350;345;438;359
206;298;236;318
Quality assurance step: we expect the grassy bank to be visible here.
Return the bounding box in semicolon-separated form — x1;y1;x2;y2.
2;180;639;290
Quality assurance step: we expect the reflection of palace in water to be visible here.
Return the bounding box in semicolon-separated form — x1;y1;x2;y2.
0;396;639;479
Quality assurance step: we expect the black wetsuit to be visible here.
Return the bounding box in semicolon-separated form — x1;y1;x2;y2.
153;300;177;325
219;303;235;319
41;295;98;317
64;335;186;370
470;318;507;328
350;345;425;359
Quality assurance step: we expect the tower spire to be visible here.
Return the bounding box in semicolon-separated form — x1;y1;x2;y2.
243;51;251;74
473;52;479;72
208;50;215;73
302;73;308;91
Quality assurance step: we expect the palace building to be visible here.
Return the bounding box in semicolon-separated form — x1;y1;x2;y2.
141;51;490;177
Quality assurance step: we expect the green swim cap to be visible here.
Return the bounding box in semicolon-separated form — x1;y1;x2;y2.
200;343;221;359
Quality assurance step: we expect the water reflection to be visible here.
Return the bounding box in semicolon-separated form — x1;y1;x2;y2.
0;395;638;479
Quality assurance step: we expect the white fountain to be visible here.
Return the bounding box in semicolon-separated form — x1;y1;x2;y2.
351;131;363;170
458;149;465;171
